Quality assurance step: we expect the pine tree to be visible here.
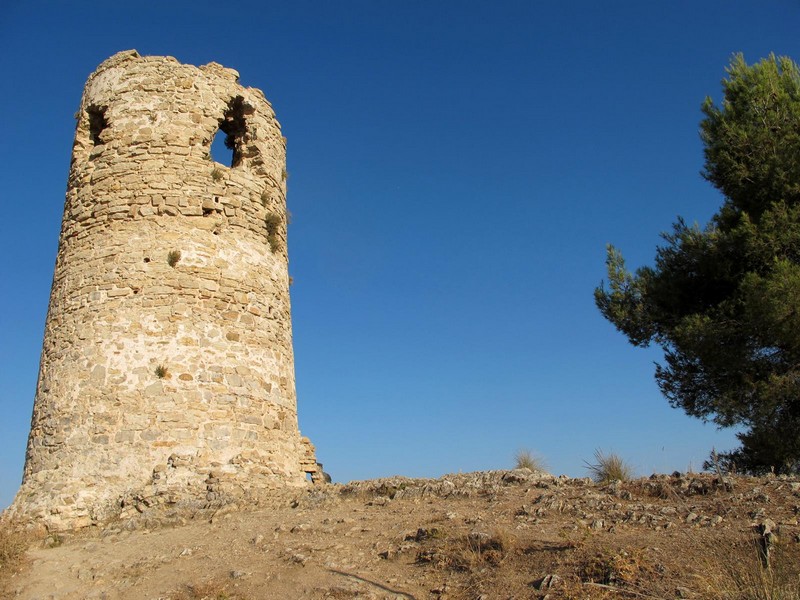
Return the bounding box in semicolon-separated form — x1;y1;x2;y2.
595;54;800;474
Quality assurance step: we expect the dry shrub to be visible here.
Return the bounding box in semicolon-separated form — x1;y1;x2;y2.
584;449;634;483
0;520;29;577
465;528;515;566
580;547;650;586
416;528;516;572
514;448;547;472
698;537;800;600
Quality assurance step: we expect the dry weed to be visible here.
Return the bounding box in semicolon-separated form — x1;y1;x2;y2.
584;449;634;483
514;448;547;472
580;547;649;586
464;528;516;566
167;249;182;267
698;537;800;600
416;528;516;572
0;520;29;577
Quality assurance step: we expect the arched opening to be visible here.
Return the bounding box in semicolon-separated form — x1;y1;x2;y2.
209;96;254;167
86;105;108;146
210;128;233;165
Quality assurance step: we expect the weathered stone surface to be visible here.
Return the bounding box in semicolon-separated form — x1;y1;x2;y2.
9;50;322;531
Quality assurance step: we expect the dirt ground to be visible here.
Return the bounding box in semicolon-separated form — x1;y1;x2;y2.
3;470;800;599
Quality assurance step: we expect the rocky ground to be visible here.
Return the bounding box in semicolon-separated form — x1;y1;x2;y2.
2;469;800;599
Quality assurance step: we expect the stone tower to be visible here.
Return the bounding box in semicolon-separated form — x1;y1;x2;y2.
11;50;320;530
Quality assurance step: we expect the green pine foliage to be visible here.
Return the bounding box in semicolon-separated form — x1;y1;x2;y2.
595;54;800;475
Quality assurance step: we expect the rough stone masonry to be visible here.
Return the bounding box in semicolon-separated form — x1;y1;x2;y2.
9;50;322;530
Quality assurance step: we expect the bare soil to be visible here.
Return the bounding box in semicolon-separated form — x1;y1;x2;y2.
3;470;800;599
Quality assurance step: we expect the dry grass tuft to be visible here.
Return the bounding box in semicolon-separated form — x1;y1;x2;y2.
699;538;800;600
167;250;182;267
0;520;30;579
416;528;516;572
264;212;283;253
584;449;634;483
579;547;650;586
514;448;547;472
464;528;516;566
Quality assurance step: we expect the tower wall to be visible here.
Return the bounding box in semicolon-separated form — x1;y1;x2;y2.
12;51;318;529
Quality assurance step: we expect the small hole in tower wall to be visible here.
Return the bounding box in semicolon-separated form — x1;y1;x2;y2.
86;105;109;146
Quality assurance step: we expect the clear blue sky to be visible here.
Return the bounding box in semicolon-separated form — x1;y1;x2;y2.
1;2;798;509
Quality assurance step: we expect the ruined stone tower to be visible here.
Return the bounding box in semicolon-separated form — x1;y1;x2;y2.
11;50;320;530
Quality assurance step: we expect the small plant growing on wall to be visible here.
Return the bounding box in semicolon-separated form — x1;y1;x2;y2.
265;213;282;253
211;167;224;182
261;190;270;207
167;250;181;267
154;364;168;379
281;168;288;182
